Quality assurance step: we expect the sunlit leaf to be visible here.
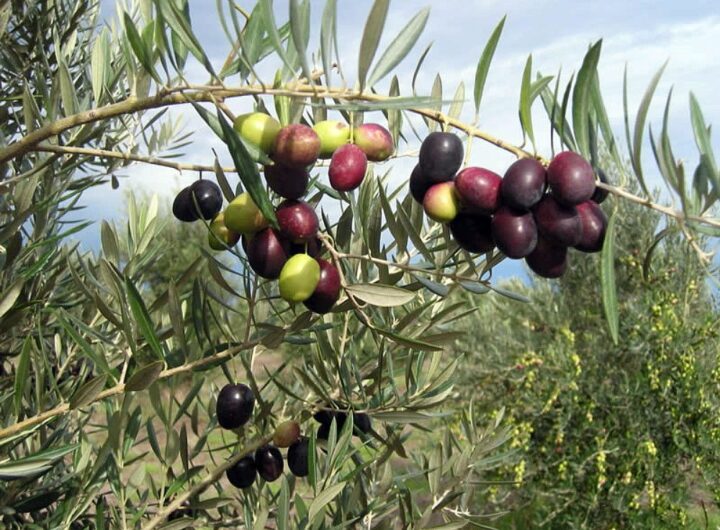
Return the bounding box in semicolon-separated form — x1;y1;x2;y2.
572;40;602;158
358;0;390;91
345;283;415;307
600;211;618;344
367;6;430;88
474;16;505;116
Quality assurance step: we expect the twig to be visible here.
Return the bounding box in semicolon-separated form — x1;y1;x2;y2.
141;433;273;530
0;339;260;441
34;143;237;173
597;182;720;229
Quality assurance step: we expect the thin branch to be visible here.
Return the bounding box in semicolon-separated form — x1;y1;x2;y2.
0;339;260;441
597;182;720;229
0;83;534;166
142;433;273;530
34;143;238;173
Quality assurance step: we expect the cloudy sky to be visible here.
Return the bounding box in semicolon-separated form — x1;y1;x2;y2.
86;0;720;279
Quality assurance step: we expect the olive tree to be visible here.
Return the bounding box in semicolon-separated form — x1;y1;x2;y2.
0;1;717;529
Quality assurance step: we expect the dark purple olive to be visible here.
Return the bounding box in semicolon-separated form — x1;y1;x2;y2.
216;383;255;430
409;164;434;204
287;437;310;477
172;187;199;222
449;213;495;254
532;195;582;247
491;207;538;259
419;132;463;182
226;456;256;489
264;162;309;200
254;445;284;482
354;413;372;435
501;158;546;210
526;237;568;278
575;201;608;253
547;151;595;206
189;180;223;220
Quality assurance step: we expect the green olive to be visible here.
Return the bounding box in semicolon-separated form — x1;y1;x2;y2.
278;254;321;303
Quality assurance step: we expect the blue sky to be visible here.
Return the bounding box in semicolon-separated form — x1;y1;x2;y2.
87;0;720;280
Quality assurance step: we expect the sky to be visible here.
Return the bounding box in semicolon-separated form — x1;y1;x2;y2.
85;0;720;280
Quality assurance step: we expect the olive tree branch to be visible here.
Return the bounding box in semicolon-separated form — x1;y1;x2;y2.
142;432;274;530
34;143;238;173
0;339;260;441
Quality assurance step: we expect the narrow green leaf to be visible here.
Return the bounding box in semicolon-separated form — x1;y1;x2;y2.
55;311;112;375
631;61;668;195
320;0;338;86
170;0;191;69
413;275;449;297
14;337;32;414
216;109;277;226
125;277;164;359
689;92;720;194
277;476;290;530
123;13;159;84
258;0;295;74
572;40;602;158
448;81;465;121
91;29;110;103
289;0;312;83
308;482;346;521
412;41;433;95
600;211;618;344
459;280;490;295
345;283;415;307
519;54;534;149
0;445;78;480
377;329;443;352
488;284;530;303
70;375;108;409
167;282;188;357
387;76;403;148
427;74;442;132
213;156;235;202
367;6;430;88
58;59;78;116
358;0;391;92
100;221;120;265
155;0;217;79
474;16;505;116
373;411;434;423
0;278;23;320
125;361;165;391
590;74;622;171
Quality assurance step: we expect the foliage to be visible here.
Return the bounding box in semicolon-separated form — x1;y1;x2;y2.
0;0;717;528
455;171;720;528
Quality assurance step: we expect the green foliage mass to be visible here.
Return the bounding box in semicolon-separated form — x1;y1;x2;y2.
456;185;720;528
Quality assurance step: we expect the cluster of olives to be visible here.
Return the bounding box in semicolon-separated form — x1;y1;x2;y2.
215;383;375;489
313;409;372;439
172;112;396;310
410;132;609;278
215;383;310;488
